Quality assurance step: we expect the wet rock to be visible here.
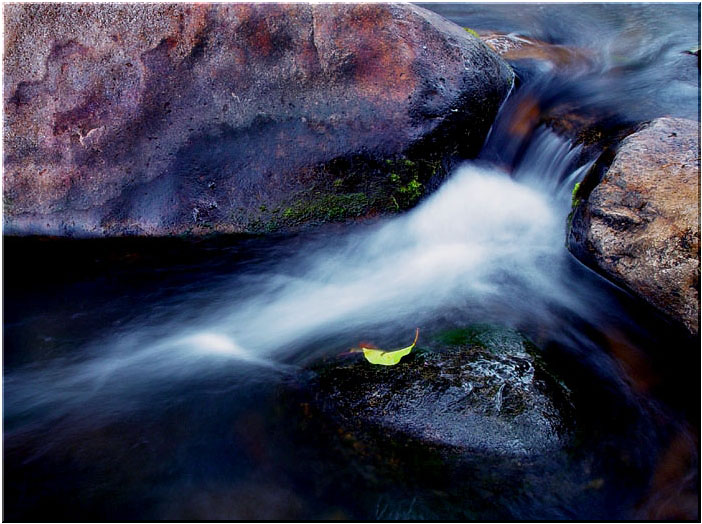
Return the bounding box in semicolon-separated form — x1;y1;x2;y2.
289;326;572;459
479;31;594;73
475;30;635;165
539;105;633;154
277;325;580;519
3;3;513;237
569;117;700;336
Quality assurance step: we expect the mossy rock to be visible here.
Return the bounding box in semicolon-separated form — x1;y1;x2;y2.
244;153;446;233
3;4;513;238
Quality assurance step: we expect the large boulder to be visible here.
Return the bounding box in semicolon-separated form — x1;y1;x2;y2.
568;117;700;336
3;3;513;237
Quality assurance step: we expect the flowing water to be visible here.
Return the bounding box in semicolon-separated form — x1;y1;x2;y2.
3;4;699;520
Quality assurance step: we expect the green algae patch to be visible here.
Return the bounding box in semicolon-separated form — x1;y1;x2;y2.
571;181;582;207
435;324;529;355
464;27;480;38
383;156;439;210
243;191;371;233
238;151;448;234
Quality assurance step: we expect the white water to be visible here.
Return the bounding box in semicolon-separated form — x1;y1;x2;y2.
5;130;592;421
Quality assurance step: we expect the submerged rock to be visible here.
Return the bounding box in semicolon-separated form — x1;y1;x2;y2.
288;325;572;458
277;325;580;519
569;117;700;336
3;3;512;237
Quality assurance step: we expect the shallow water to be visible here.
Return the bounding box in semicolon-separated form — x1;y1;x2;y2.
4;3;699;520
423;3;699;122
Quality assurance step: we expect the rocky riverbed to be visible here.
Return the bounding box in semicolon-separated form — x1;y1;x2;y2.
3;3;699;521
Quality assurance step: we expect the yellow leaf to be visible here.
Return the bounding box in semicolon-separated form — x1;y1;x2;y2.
362;328;419;366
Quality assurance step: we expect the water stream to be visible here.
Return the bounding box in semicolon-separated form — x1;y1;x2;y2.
4;4;699;520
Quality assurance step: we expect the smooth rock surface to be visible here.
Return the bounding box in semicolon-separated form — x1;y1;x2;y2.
4;3;512;237
276;326;580;520
479;31;594;73
290;326;572;457
569;117;700;336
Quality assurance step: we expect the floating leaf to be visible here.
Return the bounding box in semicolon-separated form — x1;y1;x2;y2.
362;328;419;366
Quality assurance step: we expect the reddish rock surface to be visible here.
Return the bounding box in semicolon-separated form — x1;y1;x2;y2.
479;31;594;73
569;117;700;336
4;3;512;236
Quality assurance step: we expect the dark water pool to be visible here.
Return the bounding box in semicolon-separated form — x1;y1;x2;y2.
3;225;698;520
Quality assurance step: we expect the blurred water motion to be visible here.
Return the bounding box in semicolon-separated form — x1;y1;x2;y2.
4;132;585;421
423;2;699;122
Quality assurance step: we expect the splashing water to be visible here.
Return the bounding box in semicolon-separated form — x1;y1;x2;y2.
174;129;590;353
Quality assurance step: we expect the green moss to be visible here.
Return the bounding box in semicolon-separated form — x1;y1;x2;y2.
391;196;400;211
571;181;581;208
464;27;480;38
398;177;423;202
243;152;448;233
278;192;369;226
436;328;474;347
435;324;529;356
382;156;433;209
318;153;444;217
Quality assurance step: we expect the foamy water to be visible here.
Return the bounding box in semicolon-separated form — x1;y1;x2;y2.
4;130;597;422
